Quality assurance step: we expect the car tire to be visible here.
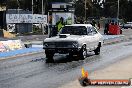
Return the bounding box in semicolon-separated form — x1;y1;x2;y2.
94;43;101;55
45;54;54;63
68;53;74;58
45;50;54;63
78;45;87;60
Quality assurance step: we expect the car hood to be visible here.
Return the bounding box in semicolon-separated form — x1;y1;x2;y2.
44;34;86;42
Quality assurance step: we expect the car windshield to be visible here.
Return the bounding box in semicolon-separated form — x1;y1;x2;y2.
60;26;87;35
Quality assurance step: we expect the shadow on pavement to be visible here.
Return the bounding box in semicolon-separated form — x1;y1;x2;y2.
45;52;96;63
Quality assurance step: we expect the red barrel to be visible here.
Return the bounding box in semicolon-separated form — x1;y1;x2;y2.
109;24;121;35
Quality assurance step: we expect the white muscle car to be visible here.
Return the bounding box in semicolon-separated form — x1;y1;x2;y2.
43;24;103;62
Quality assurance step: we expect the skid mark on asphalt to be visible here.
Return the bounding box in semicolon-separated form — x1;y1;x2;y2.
42;55;99;74
31;58;45;62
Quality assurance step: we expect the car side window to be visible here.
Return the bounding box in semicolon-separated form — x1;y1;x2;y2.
87;27;92;35
91;27;98;34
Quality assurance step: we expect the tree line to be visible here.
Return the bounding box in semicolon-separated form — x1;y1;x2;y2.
1;0;132;21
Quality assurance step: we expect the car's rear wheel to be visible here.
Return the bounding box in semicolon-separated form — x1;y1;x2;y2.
45;50;54;63
94;43;101;55
78;45;87;60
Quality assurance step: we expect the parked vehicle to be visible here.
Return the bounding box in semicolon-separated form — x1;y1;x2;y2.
122;23;132;29
43;24;103;62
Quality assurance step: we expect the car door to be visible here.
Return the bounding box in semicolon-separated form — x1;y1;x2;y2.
79;26;91;50
85;27;95;50
91;27;99;48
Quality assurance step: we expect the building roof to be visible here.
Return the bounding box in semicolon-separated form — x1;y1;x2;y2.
66;24;92;27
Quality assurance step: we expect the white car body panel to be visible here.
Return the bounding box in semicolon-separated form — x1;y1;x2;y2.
43;24;103;53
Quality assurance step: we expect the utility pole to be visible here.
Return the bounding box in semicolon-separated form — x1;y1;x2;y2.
85;0;87;22
117;0;119;24
32;0;33;14
117;0;119;19
42;0;44;15
42;0;44;35
17;0;20;34
32;0;33;32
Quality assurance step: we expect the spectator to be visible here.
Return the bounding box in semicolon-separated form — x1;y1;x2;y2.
51;25;58;37
91;19;96;27
44;24;48;34
98;21;100;30
56;17;65;32
104;21;109;35
80;19;84;24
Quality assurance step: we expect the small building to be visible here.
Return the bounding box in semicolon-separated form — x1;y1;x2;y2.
52;2;73;9
6;9;32;34
49;2;75;25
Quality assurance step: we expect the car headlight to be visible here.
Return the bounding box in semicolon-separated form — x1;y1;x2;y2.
72;42;78;48
43;43;49;47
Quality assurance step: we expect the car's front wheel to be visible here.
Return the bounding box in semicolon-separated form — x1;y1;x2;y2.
45;50;54;63
78;45;87;60
94;43;101;55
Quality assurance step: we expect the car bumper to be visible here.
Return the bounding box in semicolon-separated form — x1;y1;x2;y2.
43;47;80;54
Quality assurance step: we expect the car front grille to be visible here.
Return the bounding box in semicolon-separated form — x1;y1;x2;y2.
47;42;73;48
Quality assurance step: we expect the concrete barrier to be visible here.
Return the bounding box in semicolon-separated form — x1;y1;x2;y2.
0;42;7;52
3;29;16;38
0;40;24;52
0;29;15;38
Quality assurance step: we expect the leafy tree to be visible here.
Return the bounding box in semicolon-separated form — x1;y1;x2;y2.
103;0;132;21
125;0;132;21
19;0;32;11
75;0;85;17
7;0;19;9
6;0;132;21
0;0;6;5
